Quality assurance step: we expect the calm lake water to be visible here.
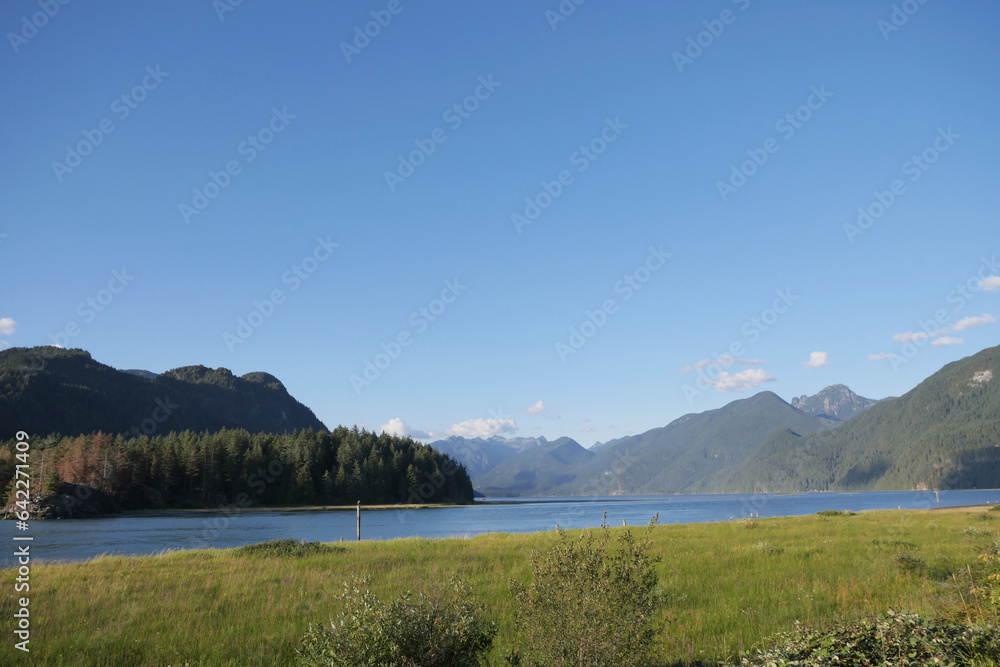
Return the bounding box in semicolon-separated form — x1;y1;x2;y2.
7;489;1000;567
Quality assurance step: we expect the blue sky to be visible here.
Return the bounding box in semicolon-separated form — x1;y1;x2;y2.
1;0;998;446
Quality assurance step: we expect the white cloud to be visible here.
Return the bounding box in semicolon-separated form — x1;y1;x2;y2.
378;418;432;440
0;318;16;335
580;426;595;433
952;314;997;332
802;351;828;369
444;418;517;439
711;368;774;393
580;417;590;423
680;355;765;372
869;353;892;361
525;400;546;415
932;336;964;347
978;276;1000;291
893;331;930;343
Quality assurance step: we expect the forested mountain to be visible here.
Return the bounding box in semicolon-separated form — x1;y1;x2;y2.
789;384;880;422
0;347;326;437
474;437;595;496
718;345;1000;492
474;392;833;497
0;427;474;512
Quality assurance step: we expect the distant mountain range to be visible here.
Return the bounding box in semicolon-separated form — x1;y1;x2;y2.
430;347;1000;496
0;346;327;437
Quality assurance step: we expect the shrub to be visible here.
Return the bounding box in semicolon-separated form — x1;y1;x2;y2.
892;551;927;574
866;539;916;549
296;577;495;667
722;610;1000;666
234;539;341;558
965;527;992;538
509;524;663;667
991;505;1000;513
816;510;856;517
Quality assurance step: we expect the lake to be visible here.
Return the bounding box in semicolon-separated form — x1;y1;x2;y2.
7;489;1000;568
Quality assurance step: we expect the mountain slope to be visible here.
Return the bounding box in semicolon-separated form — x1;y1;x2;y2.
476;392;832;497
427;435;545;478
0;347;327;437
789;384;879;422
724;345;1000;492
474;437;595;496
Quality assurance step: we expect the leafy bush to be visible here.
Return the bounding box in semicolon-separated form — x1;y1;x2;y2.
867;538;916;549
816;510;856;517
892;551;927;574
234;539;341;558
296;577;495;667
991;505;1000;513
722;610;1000;666
509;524;663;667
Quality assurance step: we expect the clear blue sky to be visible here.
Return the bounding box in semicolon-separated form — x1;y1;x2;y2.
2;0;998;445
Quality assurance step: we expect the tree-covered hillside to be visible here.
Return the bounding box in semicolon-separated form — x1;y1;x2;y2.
719;345;1000;492
0;347;327;437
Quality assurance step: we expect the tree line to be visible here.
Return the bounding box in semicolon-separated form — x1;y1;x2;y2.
1;427;474;510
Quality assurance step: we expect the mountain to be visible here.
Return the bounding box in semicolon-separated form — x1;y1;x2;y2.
427;435;546;478
475;391;833;497
723;345;1000;492
789;384;879;422
0;346;327;437
474;437;595;496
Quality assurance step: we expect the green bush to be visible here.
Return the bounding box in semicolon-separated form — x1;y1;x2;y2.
723;610;1000;666
296;577;495;667
234;539;341;558
509;524;663;667
892;551;927;574
816;510;856;517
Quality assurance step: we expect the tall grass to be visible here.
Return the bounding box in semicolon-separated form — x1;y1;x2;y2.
2;507;993;665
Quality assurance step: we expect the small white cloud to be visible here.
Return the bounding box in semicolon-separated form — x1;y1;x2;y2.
893;331;930;343
525;400;546;415
802;351;828;369
0;318;16;336
932;336;964;347
952;314;997;332
869;353;892;361
444;418;517;439
711;368;774;393
580;417;590;423
378;418;432;440
580;426;595;433
978;276;1000;291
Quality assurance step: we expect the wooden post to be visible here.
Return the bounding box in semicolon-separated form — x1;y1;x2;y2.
622;518;626;527
356;501;361;541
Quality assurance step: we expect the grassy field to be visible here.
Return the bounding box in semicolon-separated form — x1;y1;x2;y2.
4;506;998;665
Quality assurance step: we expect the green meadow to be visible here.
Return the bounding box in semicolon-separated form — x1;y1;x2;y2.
5;506;999;665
